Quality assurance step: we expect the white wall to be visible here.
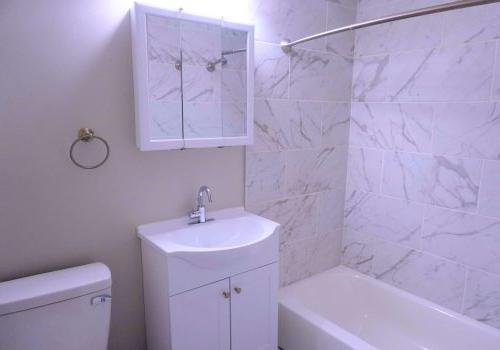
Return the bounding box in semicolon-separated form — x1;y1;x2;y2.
0;1;243;349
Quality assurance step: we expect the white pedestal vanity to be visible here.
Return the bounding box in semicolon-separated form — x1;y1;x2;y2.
138;207;280;350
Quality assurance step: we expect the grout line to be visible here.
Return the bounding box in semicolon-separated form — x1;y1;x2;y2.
336;142;500;163
346;225;500;280
255;96;353;103
343;185;500;223
353;35;500;60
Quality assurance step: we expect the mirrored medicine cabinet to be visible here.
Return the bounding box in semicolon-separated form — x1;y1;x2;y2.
131;3;254;150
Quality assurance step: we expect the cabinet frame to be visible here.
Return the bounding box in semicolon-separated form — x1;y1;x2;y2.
131;2;254;151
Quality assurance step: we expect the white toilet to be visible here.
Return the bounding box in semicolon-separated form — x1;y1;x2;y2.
0;262;112;350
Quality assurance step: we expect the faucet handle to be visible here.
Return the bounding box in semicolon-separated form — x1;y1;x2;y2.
198;185;213;205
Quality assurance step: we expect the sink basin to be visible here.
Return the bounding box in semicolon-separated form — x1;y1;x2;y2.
137;207;280;295
144;216;271;251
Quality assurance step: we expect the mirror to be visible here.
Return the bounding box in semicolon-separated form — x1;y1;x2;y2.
132;4;254;150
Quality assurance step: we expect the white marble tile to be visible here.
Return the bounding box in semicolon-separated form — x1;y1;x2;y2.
345;190;423;249
288;101;322;150
479;161;500;220
327;0;357;10
180;20;221;66
280;230;342;286
318;189;346;233
350;103;434;152
254;42;289;99
382;152;481;212
432;103;500;160
464;269;500;329
286;147;348;196
356;0;397;19
358;0;454;16
246;152;286;203
354;25;390;58
248;0;328;50
352;54;390;101
221;69;246;103
222;101;246;137
250;99;290;152
148;62;182;102
346;147;383;193
290;49;353;101
246;194;318;247
146;15;180;64
183;102;222;138
422;206;500;275
249;99;322;152
148;101;182;140
341;228;380;275
355;8;442;57
321;102;350;147
326;3;356;57
372;242;466;311
182;65;220;102
387;42;496;102
444;3;500;45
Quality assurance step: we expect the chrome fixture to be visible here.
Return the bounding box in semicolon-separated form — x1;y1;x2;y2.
206;48;246;72
69;127;110;170
189;185;213;224
206;57;228;72
221;48;247;56
281;0;500;53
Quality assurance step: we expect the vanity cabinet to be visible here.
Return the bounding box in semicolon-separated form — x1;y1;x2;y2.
131;3;254;151
169;264;278;350
170;279;230;350
230;264;278;350
138;208;280;350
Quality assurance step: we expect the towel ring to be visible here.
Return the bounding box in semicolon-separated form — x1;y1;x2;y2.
69;128;110;169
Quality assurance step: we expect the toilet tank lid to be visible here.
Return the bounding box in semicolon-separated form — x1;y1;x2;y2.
0;263;111;316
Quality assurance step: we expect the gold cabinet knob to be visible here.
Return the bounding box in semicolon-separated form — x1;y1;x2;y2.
222;291;231;299
234;287;242;294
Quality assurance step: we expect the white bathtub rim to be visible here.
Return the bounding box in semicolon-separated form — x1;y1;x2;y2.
279;265;500;339
280;298;377;350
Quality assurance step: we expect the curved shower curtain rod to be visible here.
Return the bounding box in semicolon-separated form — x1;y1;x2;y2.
281;0;500;52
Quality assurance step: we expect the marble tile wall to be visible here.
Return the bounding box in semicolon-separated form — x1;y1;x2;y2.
244;0;355;286
344;0;500;330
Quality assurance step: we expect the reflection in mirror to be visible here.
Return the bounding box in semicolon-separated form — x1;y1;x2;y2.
146;15;182;140
181;19;222;139
221;27;247;137
181;22;248;140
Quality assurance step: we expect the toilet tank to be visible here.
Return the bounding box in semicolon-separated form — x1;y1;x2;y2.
0;263;112;350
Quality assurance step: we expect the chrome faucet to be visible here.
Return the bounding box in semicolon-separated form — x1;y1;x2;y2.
189;185;213;224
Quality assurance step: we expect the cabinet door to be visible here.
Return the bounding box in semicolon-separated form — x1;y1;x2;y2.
230;263;278;350
170;279;230;350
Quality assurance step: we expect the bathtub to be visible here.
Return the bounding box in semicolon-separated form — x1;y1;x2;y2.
278;266;500;350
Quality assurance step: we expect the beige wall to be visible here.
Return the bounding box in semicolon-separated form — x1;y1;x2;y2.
0;1;244;349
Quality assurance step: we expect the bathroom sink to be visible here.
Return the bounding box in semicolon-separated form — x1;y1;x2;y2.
137;207;280;295
143;215;272;251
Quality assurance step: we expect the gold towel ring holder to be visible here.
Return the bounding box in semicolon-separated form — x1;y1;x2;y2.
69;128;110;170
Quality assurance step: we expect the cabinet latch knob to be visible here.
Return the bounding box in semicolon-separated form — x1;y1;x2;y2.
222;291;231;299
234;287;242;294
